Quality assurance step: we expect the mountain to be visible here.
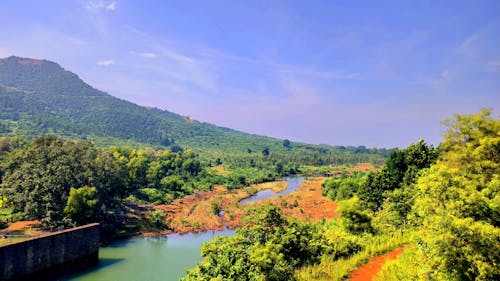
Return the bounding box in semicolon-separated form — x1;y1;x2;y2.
0;56;390;164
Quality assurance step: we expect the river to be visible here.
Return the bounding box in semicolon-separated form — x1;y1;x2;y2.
56;177;304;281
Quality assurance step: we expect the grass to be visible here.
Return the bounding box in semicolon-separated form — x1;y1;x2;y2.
0;236;30;246
373;246;426;281
295;230;414;281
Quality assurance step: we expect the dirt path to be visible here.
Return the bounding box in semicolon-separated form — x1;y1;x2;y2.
349;247;404;281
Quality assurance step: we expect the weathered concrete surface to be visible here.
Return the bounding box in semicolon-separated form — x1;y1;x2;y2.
0;223;99;281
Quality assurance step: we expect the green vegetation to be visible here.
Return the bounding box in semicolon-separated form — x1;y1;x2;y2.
376;109;500;281
0;134;369;239
183;205;324;281
183;109;499;280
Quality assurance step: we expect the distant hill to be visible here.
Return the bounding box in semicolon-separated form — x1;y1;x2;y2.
0;56;391;164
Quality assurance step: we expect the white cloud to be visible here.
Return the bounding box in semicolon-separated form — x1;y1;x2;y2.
456;33;481;56
130;51;158;59
97;59;114;66
85;1;117;12
106;1;117;11
163;49;194;63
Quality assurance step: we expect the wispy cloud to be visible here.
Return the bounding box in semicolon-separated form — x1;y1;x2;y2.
200;48;360;81
456;33;481;57
488;60;500;70
85;1;117;12
130;51;158;59
97;59;114;66
106;1;116;11
440;69;450;80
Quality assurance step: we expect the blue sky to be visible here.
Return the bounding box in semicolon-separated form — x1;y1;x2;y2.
1;0;499;147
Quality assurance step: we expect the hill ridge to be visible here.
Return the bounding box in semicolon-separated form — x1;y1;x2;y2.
0;55;390;164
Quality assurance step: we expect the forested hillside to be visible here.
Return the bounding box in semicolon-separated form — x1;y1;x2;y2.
0;56;390;165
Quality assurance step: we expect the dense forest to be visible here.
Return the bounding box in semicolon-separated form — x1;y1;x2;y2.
0;56;390;166
182;109;499;281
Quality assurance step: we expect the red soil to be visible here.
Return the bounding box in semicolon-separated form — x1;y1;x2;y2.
153;178;337;234
349;247;405;281
4;220;40;231
260;177;339;222
349;163;377;172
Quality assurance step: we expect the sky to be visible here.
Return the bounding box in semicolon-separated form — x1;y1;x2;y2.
1;0;499;148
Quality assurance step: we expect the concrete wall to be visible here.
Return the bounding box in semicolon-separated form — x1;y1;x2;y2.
0;223;99;281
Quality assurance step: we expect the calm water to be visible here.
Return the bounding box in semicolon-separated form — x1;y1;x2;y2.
240;177;304;204
58;177;304;281
56;230;235;281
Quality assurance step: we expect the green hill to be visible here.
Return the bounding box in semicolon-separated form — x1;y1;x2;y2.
0;56;390;164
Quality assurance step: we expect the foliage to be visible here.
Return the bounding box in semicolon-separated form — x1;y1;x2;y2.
147;209;166;229
64;186;98;225
323;139;438;213
406;109;500;280
183;206;328;281
1;136;127;229
363;109;500;281
322;172;364;201
268;110;498;280
337;197;374;234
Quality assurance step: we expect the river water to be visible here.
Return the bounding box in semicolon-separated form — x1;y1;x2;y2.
57;177;304;281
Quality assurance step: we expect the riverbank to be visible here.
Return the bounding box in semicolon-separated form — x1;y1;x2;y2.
145;177;338;235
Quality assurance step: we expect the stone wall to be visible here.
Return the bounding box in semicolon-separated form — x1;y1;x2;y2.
0;223;99;281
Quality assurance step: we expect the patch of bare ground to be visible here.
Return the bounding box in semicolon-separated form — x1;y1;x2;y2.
152;177;338;235
155;181;288;234
349;247;405;281
211;165;230;175
244;177;339;223
0;220;50;245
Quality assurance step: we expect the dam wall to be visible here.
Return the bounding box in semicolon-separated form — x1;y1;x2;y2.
0;223;99;281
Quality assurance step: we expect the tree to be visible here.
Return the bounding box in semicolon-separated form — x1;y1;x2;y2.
262;147;270;157
2;136;126;228
170;145;183;153
64;186;98;225
338;197;374;234
283;139;291;148
183;206;324;281
409;109;500;280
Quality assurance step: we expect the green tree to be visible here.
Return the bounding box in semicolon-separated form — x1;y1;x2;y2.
64;186;98;225
2;136;126;228
408;109;500;280
338;197;374;234
283;139;291;148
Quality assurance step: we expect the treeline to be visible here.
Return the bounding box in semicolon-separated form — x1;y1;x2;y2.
183;109;499;281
